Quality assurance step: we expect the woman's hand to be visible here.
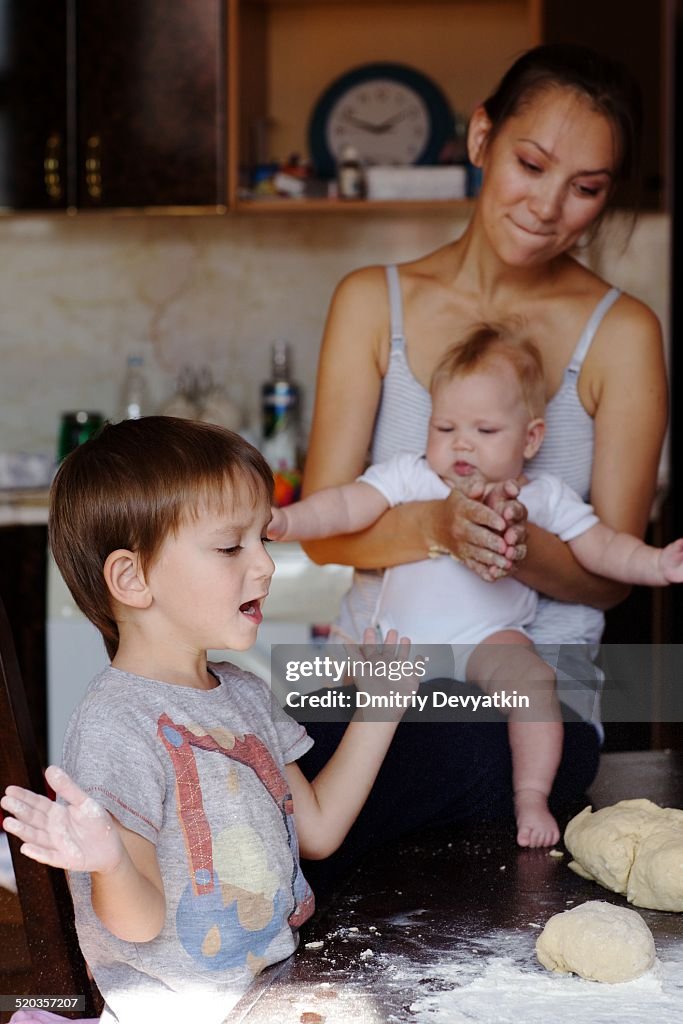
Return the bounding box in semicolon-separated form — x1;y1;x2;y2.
426;477;528;582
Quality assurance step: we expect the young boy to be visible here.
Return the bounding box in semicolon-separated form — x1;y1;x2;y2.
269;324;683;849
1;417;413;1024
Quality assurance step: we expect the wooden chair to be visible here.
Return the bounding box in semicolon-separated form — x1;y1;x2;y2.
0;595;101;1017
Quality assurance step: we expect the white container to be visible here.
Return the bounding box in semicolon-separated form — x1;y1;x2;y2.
119;355;150;420
366;165;467;200
337;145;366;200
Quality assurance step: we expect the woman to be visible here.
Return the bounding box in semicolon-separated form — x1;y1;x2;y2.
297;44;668;889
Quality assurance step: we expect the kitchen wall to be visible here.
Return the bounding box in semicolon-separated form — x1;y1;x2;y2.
0;209;670;463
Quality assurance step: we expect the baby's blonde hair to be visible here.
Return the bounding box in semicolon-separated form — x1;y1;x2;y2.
430;322;546;419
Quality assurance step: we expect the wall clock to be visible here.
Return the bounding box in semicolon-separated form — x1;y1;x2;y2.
308;62;455;178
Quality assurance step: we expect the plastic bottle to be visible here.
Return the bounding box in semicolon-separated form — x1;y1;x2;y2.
337;144;366;200
119;355;149;420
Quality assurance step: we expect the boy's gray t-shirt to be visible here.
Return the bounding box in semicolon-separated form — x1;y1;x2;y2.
62;662;314;1023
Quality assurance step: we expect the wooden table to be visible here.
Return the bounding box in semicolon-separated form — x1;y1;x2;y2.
233;751;683;1024
3;753;682;1022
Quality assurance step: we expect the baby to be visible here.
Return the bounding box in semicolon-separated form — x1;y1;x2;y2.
1;417;413;1024
270;323;683;848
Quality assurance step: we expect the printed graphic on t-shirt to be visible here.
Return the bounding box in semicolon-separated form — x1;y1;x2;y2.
157;714;314;971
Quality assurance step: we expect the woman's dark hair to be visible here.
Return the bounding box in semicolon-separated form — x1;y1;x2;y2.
482;43;643;205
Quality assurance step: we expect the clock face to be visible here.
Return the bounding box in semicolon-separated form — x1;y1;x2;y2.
309;63;455;178
325;79;431;166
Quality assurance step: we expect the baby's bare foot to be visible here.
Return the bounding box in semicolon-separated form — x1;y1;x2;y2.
514;789;560;848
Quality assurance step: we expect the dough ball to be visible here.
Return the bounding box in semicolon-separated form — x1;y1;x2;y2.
536;900;656;983
627;829;683;912
564;800;661;893
564;799;683;911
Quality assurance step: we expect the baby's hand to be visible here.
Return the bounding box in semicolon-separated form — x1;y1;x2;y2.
660;538;683;583
483;478;528;564
267;506;288;541
1;765;123;874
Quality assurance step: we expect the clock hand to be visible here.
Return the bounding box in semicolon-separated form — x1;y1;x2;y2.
340;111;385;134
373;108;417;133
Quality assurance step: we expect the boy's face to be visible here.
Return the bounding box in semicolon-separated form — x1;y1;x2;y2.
143;482;275;653
426;359;543;487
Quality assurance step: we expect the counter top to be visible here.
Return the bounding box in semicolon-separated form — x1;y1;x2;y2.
233;751;683;1024
0;489;49;526
1;493;353;624
0;483;670;530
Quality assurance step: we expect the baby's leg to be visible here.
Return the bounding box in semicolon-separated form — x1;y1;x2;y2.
467;631;562;848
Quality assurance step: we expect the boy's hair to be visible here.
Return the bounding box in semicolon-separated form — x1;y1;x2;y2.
430;322;546;419
49;417;274;659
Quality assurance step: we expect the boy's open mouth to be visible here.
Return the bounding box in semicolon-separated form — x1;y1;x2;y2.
239;598;264;624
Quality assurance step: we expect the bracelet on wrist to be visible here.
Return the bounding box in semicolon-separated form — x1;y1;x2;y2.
427;544;460;561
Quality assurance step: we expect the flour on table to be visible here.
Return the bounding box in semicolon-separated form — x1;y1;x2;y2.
348;926;683;1024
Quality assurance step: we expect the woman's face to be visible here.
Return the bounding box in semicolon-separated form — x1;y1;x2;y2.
472;87;619;267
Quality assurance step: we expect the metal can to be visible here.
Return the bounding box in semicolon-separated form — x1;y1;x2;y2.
57;411;104;461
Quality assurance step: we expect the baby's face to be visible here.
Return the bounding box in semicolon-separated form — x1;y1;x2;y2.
426;360;543;487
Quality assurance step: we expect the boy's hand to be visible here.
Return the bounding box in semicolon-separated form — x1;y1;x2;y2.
659;538;683;583
1;765;124;875
267;506;288;541
357;626;410;659
345;627;418;719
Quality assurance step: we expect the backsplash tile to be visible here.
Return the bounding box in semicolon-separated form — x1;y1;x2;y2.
0;210;670;460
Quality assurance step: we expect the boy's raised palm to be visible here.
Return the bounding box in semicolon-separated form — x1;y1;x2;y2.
1;765;123;874
344;628;417;717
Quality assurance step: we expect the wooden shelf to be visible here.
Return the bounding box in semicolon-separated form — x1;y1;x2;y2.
234;196;475;213
245;0;520;5
229;0;537;210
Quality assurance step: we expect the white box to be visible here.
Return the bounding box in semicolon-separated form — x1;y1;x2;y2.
366;165;467;201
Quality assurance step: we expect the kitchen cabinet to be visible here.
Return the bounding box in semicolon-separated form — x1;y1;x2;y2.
602;516;675;753
0;0;227;212
0;1;69;210
3;0;537;214
541;0;666;210
0;526;47;765
75;1;226;209
0;0;667;214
